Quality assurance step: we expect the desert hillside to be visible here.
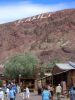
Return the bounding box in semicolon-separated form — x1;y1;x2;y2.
0;9;75;63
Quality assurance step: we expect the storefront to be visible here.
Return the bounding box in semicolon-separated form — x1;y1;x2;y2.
19;78;35;92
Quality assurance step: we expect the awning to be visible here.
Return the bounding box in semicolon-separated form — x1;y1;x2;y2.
56;63;75;70
53;62;75;75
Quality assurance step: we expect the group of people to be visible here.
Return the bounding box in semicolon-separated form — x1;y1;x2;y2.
0;81;75;100
38;83;61;100
42;83;75;100
0;81;30;100
42;83;66;100
37;83;54;100
0;82;19;100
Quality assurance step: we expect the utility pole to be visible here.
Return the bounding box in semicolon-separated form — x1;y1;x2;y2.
19;74;21;85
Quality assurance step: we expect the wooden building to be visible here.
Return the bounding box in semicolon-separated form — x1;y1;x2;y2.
52;62;75;89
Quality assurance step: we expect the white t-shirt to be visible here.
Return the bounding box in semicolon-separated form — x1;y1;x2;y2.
56;86;62;93
0;91;4;99
6;88;9;94
26;88;30;94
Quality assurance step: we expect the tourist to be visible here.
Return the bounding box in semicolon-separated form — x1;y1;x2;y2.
42;85;51;100
38;81;42;95
12;83;17;100
17;85;21;93
23;87;30;99
25;87;30;99
0;87;4;100
9;87;16;100
38;87;42;95
56;84;62;100
69;86;75;100
48;84;54;100
61;81;67;97
6;87;9;100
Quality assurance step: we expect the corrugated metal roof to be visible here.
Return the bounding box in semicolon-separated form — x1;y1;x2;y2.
56;63;75;70
69;61;75;68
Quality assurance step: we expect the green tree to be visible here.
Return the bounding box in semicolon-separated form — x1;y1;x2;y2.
4;53;39;79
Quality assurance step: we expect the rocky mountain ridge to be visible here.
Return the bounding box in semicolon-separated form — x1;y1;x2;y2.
0;9;75;63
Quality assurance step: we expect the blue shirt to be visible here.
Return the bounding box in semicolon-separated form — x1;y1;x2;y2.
70;86;75;100
12;85;17;93
42;90;51;100
9;89;15;98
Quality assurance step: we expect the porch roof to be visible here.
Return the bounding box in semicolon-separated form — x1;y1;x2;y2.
53;61;75;75
56;63;75;70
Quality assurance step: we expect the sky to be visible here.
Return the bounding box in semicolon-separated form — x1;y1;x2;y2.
0;0;75;24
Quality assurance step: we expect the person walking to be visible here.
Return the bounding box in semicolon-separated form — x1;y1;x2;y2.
0;88;4;100
56;84;62;100
6;87;9;100
9;87;16;100
48;84;54;100
25;87;30;99
23;87;30;100
12;84;17;100
17;85;21;93
42;85;51;100
69;86;75;100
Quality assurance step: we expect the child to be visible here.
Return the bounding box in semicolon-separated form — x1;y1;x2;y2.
25;87;30;99
23;87;30;100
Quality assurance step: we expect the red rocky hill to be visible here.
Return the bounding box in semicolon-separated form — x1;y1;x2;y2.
0;9;75;63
